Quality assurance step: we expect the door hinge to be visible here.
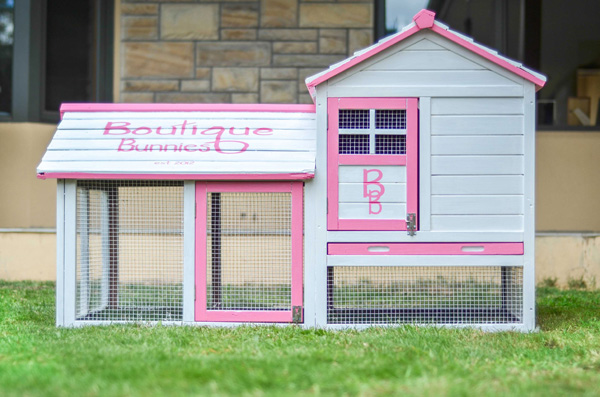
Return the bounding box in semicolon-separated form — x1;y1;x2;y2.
292;306;303;323
326;198;329;214
407;213;417;236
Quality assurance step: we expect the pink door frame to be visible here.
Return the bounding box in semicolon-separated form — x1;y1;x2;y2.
195;181;304;322
327;97;419;231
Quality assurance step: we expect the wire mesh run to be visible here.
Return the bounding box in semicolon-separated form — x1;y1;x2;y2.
339;134;370;154
75;180;184;322
375;109;406;129
207;192;292;311
339;109;370;129
375;134;406;154
327;266;523;324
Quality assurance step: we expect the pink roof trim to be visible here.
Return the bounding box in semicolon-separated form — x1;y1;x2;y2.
37;172;314;181
306;9;546;92
59;103;316;119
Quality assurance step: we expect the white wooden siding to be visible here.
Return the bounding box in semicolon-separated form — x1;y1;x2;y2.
38;111;317;175
337;165;407;220
330;35;524;98
339;203;406;220
429;96;525;232
338;165;406;183
339;183;406;203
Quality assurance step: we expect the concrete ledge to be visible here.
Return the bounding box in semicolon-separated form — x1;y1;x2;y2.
1;231;598;286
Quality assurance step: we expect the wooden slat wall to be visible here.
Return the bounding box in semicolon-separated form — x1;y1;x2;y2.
328;34;528;233
338;165;407;220
430;97;524;232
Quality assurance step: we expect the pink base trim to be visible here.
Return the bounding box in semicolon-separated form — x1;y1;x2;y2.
328;243;524;256
338;219;407;231
60;103;316;119
38;172;314;181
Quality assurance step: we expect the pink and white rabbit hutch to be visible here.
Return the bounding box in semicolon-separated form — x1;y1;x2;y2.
38;10;545;330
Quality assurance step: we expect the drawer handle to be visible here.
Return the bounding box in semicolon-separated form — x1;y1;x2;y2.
367;246;390;253
461;245;485;252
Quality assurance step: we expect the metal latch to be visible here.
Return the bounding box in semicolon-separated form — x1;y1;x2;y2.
292;306;303;323
407;213;417;236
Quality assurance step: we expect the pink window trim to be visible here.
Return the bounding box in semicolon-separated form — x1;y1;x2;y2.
195;181;303;323
327;97;418;231
338;219;407;231
337;97;409;109
328;242;524;256
37;172;314;181
60;103;316;119
338;155;407;166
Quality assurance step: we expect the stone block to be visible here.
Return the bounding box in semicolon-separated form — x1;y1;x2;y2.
123;42;194;78
299;67;323;82
181;80;211;92
121;4;158;15
195;68;211;79
319;29;347;54
123;80;179;92
273;54;344;67
298;93;314;104
261;81;297;103
122;16;158;40
121;92;154;103
261;68;297;80
348;28;373;54
196;42;271;66
156;93;230;103
258;29;318;41
261;0;298;28
273;41;317;54
161;4;219;40
232;93;259;103
212;68;259;92
222;4;258;28
299;4;372;28
222;29;257;41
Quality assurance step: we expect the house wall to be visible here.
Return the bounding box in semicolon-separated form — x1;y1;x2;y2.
116;0;374;105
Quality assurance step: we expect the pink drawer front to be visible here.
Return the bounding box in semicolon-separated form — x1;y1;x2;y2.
327;243;524;256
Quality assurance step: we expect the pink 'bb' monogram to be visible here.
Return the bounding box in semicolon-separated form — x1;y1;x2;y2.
363;169;385;215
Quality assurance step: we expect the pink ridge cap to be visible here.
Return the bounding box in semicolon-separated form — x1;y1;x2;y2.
413;9;436;29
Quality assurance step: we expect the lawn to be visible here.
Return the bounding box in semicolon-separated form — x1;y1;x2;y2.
0;281;599;396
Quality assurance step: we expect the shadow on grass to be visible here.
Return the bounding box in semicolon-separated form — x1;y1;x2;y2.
536;287;600;331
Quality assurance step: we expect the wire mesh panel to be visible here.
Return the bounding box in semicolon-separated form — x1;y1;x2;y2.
375;134;406;154
375;109;406;129
76;180;184;322
206;192;292;311
327;266;523;325
339;134;370;154
339;109;370;129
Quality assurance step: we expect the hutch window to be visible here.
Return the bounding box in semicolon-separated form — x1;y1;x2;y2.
327;98;419;231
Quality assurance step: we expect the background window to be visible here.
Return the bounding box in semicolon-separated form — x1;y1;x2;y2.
379;0;600;129
0;0;13;117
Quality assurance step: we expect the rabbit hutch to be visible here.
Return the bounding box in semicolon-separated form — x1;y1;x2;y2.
38;10;545;330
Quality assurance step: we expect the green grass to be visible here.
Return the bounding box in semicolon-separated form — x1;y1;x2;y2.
1;281;599;396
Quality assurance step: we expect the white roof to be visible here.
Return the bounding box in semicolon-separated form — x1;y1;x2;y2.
37;105;317;179
305;9;546;99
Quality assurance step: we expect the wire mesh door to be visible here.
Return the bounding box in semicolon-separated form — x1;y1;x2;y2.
195;182;303;323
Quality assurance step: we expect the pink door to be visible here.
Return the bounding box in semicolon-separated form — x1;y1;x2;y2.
327;98;419;231
195;182;303;323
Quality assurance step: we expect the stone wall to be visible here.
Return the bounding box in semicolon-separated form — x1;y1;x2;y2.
119;0;375;104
